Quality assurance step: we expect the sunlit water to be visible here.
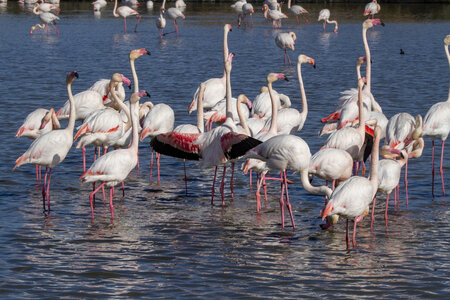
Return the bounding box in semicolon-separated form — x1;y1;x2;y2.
1;1;449;298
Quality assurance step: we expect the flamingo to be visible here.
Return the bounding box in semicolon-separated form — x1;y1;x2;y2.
74;74;132;172
241;3;254;27
203;93;252;130
113;0;141;33
30;4;59;36
262;55;315;135
188;24;232;114
231;0;246;27
275;32;296;65
16;108;60;140
88;74;131;108
146;0;153;10
318;9;338;33
322;125;382;248
162;0;185;37
156;8;167;39
374;150;407;232
81;91;148;219
245;134;333;229
92;0;107;11
287;0;309;24
34;2;60;15
422;35;450;197
364;0;380;19
263;0;280;11
14;71;79;212
263;3;288;29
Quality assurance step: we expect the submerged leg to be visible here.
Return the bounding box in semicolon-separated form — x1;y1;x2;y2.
89;182;106;218
211;166;218;205
440;140;446;196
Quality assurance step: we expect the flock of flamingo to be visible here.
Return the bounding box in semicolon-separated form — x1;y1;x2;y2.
12;0;450;249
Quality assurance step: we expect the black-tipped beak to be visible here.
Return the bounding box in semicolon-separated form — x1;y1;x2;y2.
231;52;236;57
284;77;289;82
313;64;316;69
381;22;385;26
145;92;151;98
146;50;151;55
128;84;132;89
74;71;79;78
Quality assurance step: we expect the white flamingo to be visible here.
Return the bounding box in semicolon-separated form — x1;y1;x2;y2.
156;8;167;39
30;4;59;36
81;90;148;219
113;0;141;33
162;0;185;37
188;24;232;114
91;0;107;11
287;0;309;24
422;35;450;197
251;86;291;119
241;3;254;27
364;0;380;19
263;3;288;29
275;32;296;65
14;71;79;212
318;9;338;33
322;126;381;248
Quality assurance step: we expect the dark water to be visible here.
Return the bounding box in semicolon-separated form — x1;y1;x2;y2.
1;1;449;298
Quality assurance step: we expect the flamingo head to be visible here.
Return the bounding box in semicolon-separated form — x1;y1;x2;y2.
237;94;252;110
39;108;54;130
298;54;315;68
444;35;450;46
357;56;366;66
364;18;384;29
130;48;151;61
131;90;150;105
66;70;79;84
121;75;132;89
289;32;297;41
267;73;288;83
225;24;232;32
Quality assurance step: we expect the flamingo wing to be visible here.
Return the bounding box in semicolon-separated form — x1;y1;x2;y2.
151;132;202;160
220;132;262;160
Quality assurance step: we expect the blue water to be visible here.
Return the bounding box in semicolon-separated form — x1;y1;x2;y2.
0;1;449;298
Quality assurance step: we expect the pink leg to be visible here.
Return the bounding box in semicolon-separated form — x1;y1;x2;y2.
279;174;286;228
93;182;96;203
230;162;235;199
94;147;97;161
346;218;349;248
102;184;106;204
52;24;59;36
134;15;141;32
256;174;262;212
109;187;114;219
370;196;376;232
303;15;309;24
137;151;140;171
89;182;106;218
263;176;268;204
250;14;253;26
150;150;154;184
156;153;160;184
440;140;446;196
45;168;52;211
284;171;295;229
46;24;49;36
385;193;390;232
249;170;252;189
432;140;435;196
323;21;326;32
405;159;409;207
353;215;365;248
35;165;39;183
220;165;227;206
124;18;127;33
39;166;42;183
211;166;218;205
82;146;86;172
122;182;125;197
296;15;299;24
42;167;48;211
103;147;108;155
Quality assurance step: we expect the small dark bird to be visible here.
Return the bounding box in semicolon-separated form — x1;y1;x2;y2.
400;49;405;55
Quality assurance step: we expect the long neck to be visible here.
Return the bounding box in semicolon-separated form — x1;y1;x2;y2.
279;94;291;108
288;0;291;9
161;0;166;9
297;62;308;124
237;100;250;135
223;30;229;64
369;131;380;190
129;100;139;151
363;27;371;93
130;59;139;93
357;85;365;137
446;44;450;102
225;69;233;123
300;169;332;198
113;0;119;17
356;63;362;80
111;85;132;131
196;88;205;133
65;81;76;134
267;81;278;134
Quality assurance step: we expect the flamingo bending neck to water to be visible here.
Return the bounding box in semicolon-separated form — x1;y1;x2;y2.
318;9;338;33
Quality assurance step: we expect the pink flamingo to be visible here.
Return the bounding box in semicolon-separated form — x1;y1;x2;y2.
322;126;381;248
287;0;309;24
275;32;296;65
364;0;380;19
422;35;450;197
14;71;79;212
81;91;148;219
113;0;141;33
30;4;59;36
161;0;185;37
263;3;288;29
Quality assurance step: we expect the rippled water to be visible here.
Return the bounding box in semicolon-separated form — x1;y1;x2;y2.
1;1;449;298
